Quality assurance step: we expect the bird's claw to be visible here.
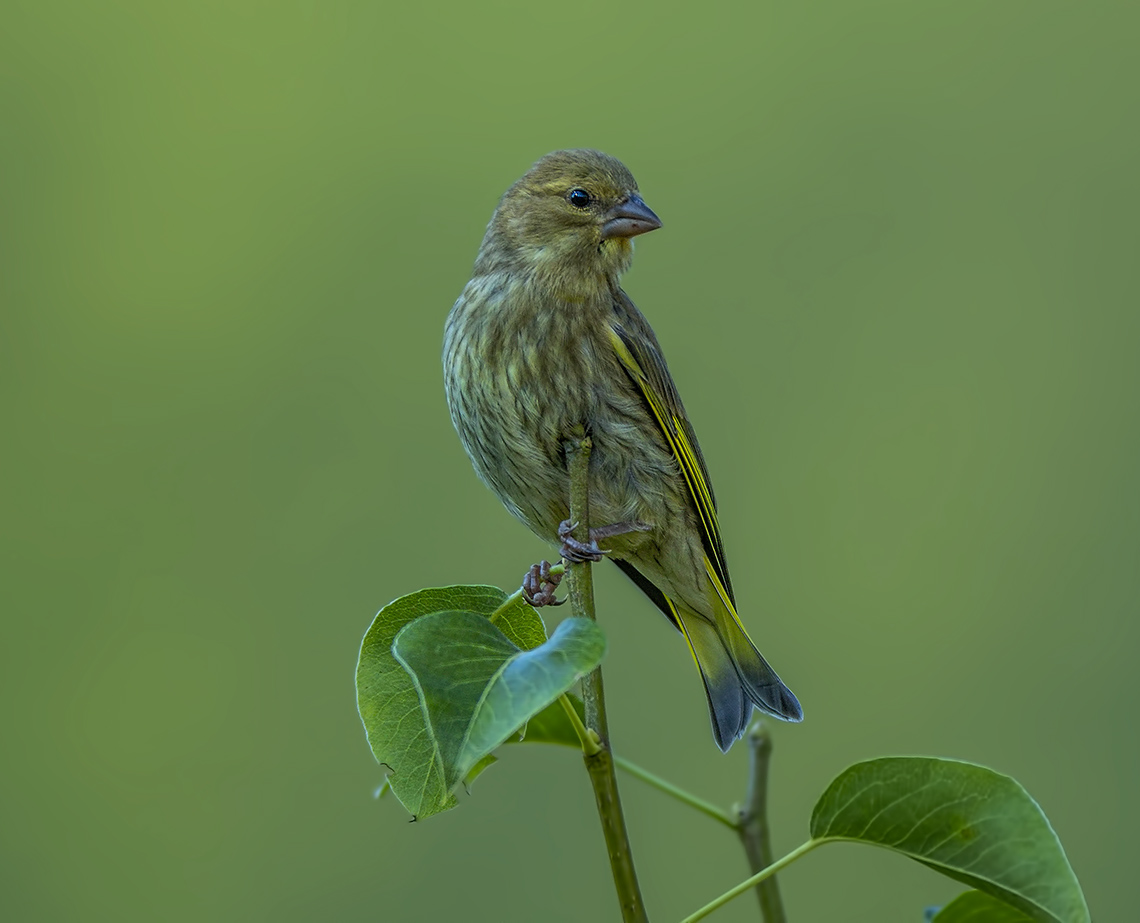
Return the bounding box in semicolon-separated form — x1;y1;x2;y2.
522;559;566;608
557;518;652;564
558;520;607;564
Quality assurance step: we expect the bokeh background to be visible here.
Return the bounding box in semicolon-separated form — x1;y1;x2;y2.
2;2;1136;920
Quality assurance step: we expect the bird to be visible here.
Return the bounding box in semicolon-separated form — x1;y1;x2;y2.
443;149;802;751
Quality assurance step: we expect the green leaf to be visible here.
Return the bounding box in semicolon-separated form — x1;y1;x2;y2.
486;591;547;651
811;758;1089;923
355;585;545;818
393;612;605;809
462;753;499;791
932;890;1037;922
512;693;585;747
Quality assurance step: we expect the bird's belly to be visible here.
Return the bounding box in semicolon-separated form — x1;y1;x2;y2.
447;320;680;548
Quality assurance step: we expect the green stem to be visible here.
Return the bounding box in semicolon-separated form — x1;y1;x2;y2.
559;694;600;756
564;430;648;923
613;755;736;830
565;432;606;740
679;840;822;923
736;722;786;922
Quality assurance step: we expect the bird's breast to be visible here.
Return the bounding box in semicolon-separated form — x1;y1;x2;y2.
444;273;680;542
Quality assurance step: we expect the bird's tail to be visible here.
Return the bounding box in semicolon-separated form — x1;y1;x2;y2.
673;580;802;752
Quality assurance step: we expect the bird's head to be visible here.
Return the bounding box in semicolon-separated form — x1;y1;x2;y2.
479;149;662;286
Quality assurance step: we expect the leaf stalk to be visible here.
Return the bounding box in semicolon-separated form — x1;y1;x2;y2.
680;840;821;923
612;755;736;830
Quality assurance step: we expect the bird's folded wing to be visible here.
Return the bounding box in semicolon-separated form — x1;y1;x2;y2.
606;309;735;605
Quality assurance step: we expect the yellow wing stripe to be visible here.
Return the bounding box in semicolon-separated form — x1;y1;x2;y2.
607;326;730;590
671;421;721;562
704;556;754;637
664;595;705;675
672;414;716;517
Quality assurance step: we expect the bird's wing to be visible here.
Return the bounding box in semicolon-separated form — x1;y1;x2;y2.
607;291;735;604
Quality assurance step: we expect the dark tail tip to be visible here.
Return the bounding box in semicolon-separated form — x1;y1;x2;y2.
761;681;803;723
707;681;802;752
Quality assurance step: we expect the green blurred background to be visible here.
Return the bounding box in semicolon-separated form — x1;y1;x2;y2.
2;1;1135;920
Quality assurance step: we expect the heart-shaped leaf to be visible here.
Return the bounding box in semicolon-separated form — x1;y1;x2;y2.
355;585;547;818
392;612;605;809
811;758;1088;923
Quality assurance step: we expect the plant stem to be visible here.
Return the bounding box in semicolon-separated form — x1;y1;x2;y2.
559;694;600;756
564;429;648;923
680;840;822;923
565;431;606;739
613;755;736;830
736;722;786;922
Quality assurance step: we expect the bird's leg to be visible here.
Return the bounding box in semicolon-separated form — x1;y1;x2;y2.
522;559;566;608
558;519;652;564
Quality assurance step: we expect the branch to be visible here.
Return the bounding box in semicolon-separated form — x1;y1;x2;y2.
564;429;649;923
680;840;820;923
613;754;736;829
736;722;786;922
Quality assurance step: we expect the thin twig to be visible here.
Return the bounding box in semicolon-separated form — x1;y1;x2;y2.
564;429;648;923
735;721;787;921
613;755;737;829
559;694;600;756
565;431;607;739
680;840;821;923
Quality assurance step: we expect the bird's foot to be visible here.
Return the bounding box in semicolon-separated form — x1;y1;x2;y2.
522;559;566;608
557;519;652;564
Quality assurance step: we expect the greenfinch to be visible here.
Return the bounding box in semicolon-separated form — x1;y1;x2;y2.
443;150;801;750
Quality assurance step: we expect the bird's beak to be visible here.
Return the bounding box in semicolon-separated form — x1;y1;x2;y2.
600;194;662;240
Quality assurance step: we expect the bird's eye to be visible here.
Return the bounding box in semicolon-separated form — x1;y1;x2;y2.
567;188;592;209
